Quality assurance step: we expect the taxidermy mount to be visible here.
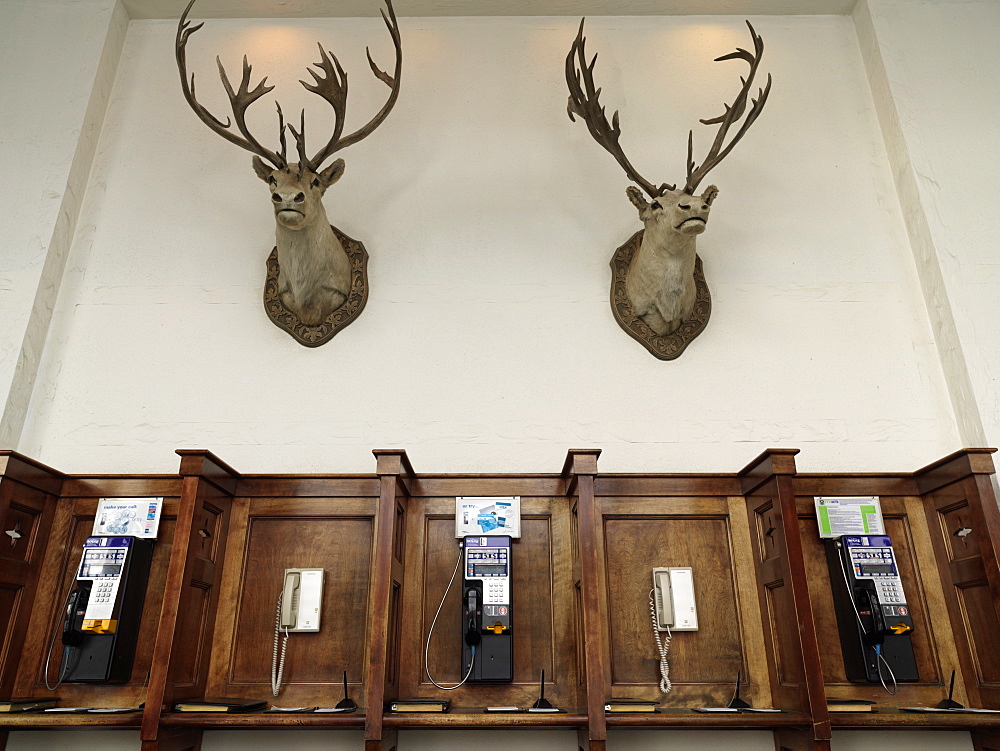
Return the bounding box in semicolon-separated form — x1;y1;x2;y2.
566;20;771;359
176;0;402;346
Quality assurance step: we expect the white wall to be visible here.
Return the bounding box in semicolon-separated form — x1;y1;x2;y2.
0;0;127;448
855;0;1000;451
16;12;958;475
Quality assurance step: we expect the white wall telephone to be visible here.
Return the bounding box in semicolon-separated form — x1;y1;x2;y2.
272;568;324;696
280;568;324;632
650;567;698;695
652;567;698;631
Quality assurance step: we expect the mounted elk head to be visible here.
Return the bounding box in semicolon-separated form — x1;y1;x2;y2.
567;20;771;358
176;0;402;346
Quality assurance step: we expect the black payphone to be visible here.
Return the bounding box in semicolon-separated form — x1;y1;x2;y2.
461;535;513;683
826;535;917;691
54;536;154;684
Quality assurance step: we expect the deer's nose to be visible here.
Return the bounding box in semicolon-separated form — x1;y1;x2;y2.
294;192;305;203
679;203;691;210
271;193;282;202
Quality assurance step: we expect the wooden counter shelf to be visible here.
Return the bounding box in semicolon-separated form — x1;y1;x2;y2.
604;709;812;728
0;712;142;730
380;709;587;728
3;447;1000;751
159;712;366;728
829;711;1000;729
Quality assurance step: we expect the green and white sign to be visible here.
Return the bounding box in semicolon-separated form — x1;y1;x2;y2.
814;496;884;538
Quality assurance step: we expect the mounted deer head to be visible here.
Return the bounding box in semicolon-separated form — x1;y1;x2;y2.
176;0;402;345
567;19;770;355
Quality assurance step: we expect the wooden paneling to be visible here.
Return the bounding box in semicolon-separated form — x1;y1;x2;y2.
14;493;178;708
918;450;1000;709
795;493;958;706
5;447;1000;751
209;498;375;705
0;453;61;702
602;512;742;705
401;495;578;707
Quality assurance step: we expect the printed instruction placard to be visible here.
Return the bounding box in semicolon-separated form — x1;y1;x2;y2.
455;496;520;538
92;497;163;539
814;496;884;538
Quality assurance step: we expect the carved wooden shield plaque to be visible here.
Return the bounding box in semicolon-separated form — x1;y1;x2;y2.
610;230;711;360
264;226;369;347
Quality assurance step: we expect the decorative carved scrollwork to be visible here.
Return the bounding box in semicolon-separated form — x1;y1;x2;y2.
610;231;711;360
264;226;369;347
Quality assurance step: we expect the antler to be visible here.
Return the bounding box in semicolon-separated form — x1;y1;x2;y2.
298;0;403;170
175;0;287;169
684;21;772;194
566;19;673;200
176;0;402;174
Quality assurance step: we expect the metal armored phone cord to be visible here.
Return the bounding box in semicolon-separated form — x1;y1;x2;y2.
43;587;78;691
271;592;289;696
649;589;673;694
835;542;898;695
425;542;476;690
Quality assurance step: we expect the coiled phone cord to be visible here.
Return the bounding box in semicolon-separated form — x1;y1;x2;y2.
648;589;673;694
271;592;289;696
425;543;476;690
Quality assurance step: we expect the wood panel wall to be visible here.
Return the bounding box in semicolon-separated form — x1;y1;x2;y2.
3;447;1000;751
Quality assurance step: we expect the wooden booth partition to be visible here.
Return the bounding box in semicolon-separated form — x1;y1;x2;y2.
141;450;239;751
0;453;63;751
365;449;415;751
384;453;583;740
564;449;606;751
163;459;380;736
738;449;831;751
792;465;964;719
0;458;182;747
915;449;1000;720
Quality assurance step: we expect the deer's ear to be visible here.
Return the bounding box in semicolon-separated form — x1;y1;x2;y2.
252;157;273;183
626;186;652;219
318;159;346;189
702;185;719;206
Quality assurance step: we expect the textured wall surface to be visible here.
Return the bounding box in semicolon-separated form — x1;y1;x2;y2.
17;13;957;474
0;0;126;447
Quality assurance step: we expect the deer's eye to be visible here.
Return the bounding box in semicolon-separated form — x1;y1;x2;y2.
650;201;662;210
311;178;321;188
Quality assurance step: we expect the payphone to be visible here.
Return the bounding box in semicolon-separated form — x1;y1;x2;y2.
826;535;917;689
461;535;513;683
57;536;154;683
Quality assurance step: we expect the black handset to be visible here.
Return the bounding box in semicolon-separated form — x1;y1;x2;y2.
62;583;92;646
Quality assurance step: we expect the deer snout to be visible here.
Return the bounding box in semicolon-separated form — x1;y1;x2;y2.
272;191;305;205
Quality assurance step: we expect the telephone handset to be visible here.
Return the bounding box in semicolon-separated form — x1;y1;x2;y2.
62;583;92;646
271;568;324;697
280;571;301;630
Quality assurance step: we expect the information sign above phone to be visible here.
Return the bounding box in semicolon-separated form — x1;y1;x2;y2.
814;496;884;538
455;497;520;538
92;498;162;539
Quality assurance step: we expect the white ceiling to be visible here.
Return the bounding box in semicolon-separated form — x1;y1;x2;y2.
124;0;858;20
